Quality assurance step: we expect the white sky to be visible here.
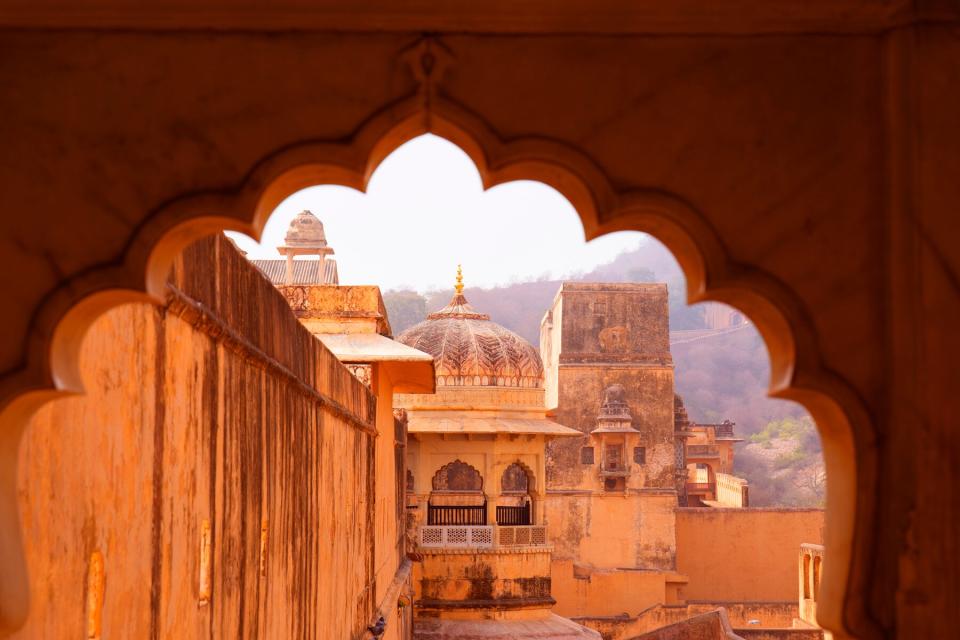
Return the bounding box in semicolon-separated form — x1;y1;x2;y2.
228;134;645;292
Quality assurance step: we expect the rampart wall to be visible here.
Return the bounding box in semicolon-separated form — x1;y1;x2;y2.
676;508;825;602
14;236;399;639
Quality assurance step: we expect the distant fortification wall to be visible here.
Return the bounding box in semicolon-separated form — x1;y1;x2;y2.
15;236;393;639
676;508;824;602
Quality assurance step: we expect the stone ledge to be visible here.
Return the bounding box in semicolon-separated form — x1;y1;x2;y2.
416;596;556;611
418;545;554;555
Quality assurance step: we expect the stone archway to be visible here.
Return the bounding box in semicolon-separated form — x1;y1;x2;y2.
0;38;879;639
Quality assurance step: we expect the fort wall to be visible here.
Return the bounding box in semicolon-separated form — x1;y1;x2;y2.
550;560;677;619
676;508;825;602
14;236;405;639
544;492;678;570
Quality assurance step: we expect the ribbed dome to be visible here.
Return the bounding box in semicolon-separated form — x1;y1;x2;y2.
284;210;328;247
398;292;544;388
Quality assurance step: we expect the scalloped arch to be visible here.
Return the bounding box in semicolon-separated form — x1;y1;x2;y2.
501;460;537;495
431;459;484;493
0;96;873;639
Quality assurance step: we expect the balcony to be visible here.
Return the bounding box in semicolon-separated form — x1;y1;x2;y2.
686;481;716;494
418;524;548;550
419;525;493;548
686;444;720;457
599;464;631;477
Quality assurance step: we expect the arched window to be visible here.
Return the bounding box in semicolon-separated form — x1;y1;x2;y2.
431;459;483;492
501;462;530;493
498;462;533;525
428;460;485;525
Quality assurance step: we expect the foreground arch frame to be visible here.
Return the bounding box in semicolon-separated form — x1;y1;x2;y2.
0;92;874;639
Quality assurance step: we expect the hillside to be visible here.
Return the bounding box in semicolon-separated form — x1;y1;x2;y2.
736;417;826;507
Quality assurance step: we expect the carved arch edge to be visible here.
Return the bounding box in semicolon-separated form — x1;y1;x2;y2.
431;459;484;493
0;94;880;639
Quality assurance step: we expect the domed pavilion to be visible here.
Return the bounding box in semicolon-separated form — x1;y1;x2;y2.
395;268;595;640
399;270;543;388
250;210;339;285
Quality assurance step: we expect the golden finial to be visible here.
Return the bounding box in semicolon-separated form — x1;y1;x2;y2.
455;264;464;295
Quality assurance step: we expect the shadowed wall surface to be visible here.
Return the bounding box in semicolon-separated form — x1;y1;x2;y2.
14;236;384;639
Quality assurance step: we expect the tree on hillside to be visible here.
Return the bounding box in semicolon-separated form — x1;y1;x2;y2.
736;416;825;507
383;290;427;335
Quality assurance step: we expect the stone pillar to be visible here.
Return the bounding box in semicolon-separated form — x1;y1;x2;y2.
284;254;294;285
487;491;500;526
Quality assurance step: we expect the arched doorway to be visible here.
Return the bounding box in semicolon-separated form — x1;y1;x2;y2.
686;462;717;506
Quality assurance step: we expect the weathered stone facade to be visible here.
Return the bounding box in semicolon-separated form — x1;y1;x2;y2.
541;283;679;582
14;236;410;640
542;283;675;490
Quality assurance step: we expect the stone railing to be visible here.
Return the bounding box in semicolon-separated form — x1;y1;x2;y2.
799;543;824;628
418;525;548;550
419;525;493;548
716;473;749;507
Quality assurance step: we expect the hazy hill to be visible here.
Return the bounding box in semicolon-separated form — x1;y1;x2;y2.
736;417;826;507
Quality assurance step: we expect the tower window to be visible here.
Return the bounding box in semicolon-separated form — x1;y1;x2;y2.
604;444;623;471
634;447;647;464
580;447;595;464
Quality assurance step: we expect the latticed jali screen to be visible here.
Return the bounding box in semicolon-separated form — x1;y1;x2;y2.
497;526;547;547
420;525;545;548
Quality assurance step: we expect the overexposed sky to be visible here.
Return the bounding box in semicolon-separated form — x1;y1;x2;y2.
228;134;645;292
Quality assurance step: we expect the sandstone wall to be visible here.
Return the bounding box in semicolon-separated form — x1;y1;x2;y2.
416;548;553;609
543;284;675;491
545;492;677;570
551;560;672;619
676;508;825;602
13;236;391;639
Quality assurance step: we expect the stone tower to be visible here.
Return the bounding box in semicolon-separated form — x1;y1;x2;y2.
540;283;685;613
